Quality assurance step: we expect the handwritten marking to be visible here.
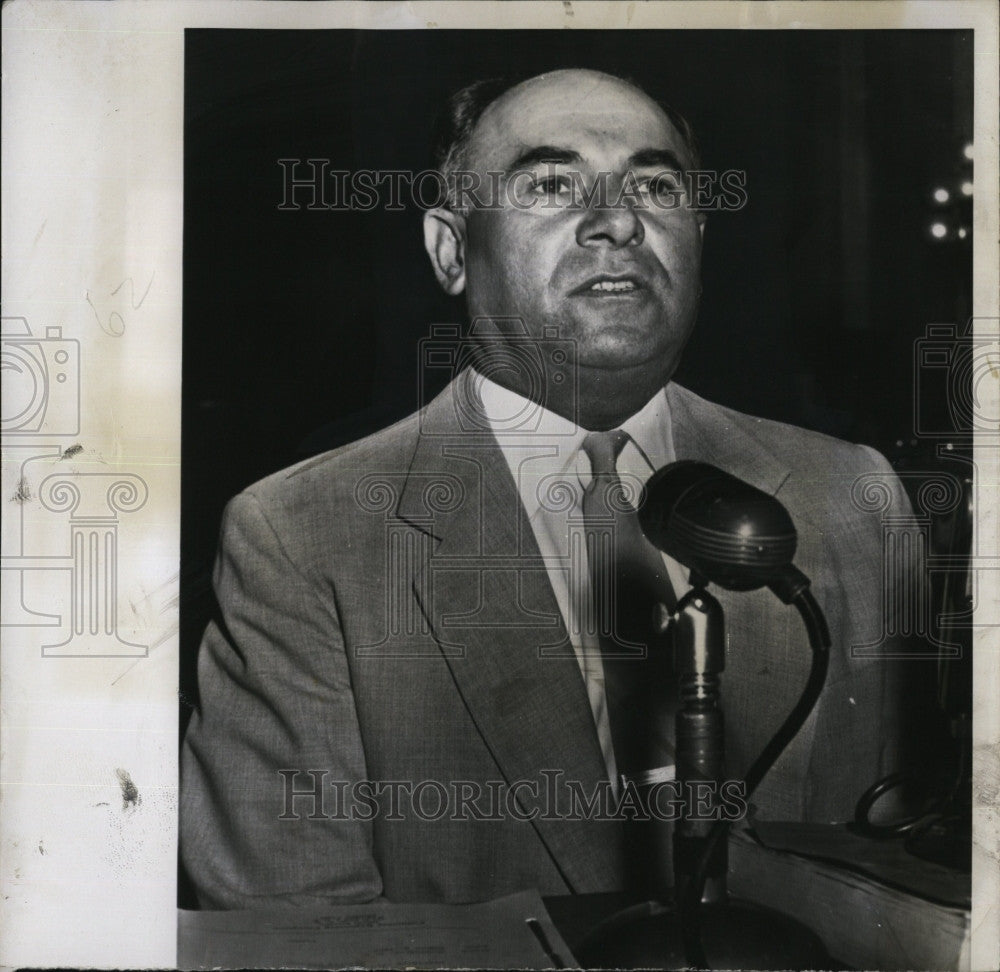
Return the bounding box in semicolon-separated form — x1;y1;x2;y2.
86;272;155;336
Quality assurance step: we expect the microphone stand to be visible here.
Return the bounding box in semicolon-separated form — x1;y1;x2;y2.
577;572;831;970
670;575;830;970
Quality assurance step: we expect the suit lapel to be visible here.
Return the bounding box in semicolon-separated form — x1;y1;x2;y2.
396;373;623;891
667;383;791;496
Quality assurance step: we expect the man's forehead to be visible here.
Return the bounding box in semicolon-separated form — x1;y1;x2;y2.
469;71;687;168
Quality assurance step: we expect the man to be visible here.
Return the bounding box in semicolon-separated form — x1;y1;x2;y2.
180;69;908;909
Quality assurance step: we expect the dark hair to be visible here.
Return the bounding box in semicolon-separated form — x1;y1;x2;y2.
431;70;701;205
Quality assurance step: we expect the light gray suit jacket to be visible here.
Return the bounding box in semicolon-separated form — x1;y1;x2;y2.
180;376;908;909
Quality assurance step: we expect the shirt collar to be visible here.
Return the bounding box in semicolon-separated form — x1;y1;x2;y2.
617;382;676;481
472;369;676;521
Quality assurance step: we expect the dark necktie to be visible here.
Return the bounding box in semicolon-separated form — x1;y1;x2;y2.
582;430;678;893
581;429;677;773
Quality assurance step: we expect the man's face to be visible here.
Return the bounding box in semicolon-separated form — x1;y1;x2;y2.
432;70;705;424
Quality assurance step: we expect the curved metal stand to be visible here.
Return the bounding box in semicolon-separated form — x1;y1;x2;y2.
576;577;831;970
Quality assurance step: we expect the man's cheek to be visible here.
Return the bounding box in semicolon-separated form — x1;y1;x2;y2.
650;232;701;281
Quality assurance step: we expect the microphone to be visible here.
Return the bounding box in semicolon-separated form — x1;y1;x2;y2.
638;460;798;592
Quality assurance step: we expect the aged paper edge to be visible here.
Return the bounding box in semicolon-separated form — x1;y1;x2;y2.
1;1;997;968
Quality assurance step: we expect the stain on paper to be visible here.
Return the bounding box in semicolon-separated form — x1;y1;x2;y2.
116;768;140;808
11;477;31;503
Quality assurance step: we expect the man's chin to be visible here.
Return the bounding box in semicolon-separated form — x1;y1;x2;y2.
575;343;681;376
566;354;678;425
567;311;687;365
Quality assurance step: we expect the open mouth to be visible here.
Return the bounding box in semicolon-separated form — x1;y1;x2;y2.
574;274;645;296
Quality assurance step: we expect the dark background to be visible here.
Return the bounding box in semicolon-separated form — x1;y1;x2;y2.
181;29;974;902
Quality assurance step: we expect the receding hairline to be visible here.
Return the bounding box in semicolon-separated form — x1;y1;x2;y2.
461;69;695;170
488;68;663;110
432;69;701;209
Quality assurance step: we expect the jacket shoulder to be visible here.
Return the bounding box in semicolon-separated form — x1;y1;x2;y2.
212;408;428;574
668;383;888;476
241;407;424;509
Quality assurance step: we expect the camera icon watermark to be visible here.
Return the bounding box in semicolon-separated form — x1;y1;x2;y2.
417;319;579;434
913;317;1000;439
1;316;80;436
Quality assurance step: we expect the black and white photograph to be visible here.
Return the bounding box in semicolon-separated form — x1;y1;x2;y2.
1;2;998;970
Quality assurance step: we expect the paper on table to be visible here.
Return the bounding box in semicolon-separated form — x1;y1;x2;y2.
177;888;572;970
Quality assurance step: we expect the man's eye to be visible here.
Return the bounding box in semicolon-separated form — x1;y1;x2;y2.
530;174;573;196
639;172;684;201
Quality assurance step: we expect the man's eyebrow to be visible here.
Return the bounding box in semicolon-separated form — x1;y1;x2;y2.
626;148;687;172
507;146;583;171
505;145;688;173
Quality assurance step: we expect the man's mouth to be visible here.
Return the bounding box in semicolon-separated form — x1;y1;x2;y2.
574;274;645;296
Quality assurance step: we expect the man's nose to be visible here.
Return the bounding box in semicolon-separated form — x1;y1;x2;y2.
575;194;644;248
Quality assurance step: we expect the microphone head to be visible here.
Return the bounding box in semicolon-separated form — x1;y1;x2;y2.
639;460;798;591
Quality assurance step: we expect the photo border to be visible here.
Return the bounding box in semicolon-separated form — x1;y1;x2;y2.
2;2;997;968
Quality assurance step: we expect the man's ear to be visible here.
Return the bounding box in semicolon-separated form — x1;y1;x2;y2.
423;208;467;295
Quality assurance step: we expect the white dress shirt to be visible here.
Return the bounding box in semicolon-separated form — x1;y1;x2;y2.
474;370;689;787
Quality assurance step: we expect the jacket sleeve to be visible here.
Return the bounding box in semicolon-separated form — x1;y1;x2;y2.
801;443;916;822
180;490;384;908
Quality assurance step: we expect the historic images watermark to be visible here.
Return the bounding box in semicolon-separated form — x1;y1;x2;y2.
278;769;748;823
277;162;749;213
